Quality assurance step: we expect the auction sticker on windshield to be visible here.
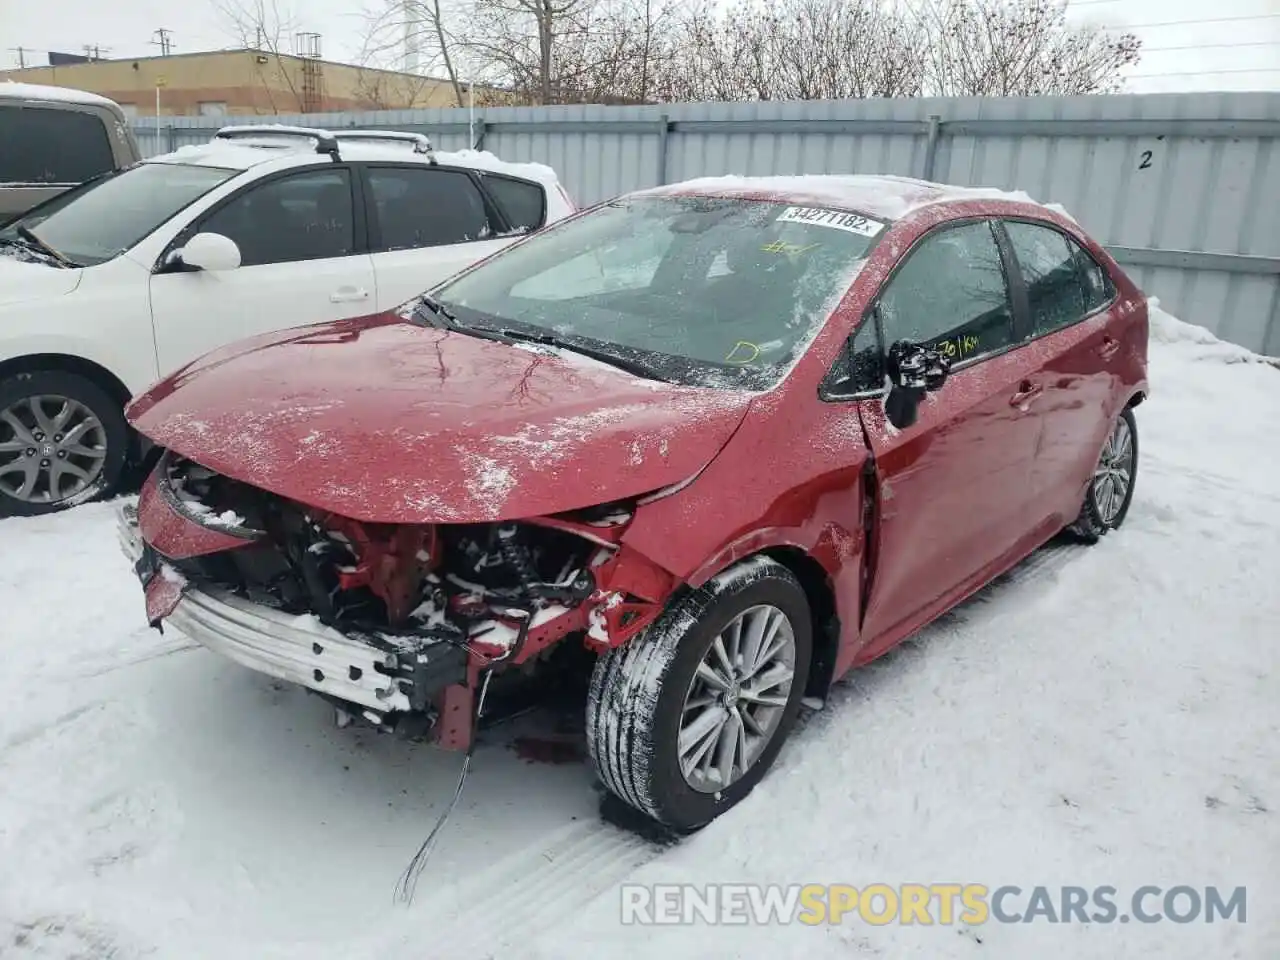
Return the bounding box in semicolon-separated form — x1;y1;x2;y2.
775;206;885;237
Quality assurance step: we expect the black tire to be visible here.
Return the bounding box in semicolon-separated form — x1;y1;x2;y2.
1066;406;1139;543
0;370;129;518
587;556;812;831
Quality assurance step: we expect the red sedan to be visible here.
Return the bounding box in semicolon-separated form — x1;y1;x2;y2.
119;176;1148;830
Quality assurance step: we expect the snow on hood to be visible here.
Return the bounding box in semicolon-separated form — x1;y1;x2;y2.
127;314;755;524
0;256;82;305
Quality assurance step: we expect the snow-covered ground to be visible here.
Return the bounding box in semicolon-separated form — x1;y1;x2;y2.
1;304;1277;959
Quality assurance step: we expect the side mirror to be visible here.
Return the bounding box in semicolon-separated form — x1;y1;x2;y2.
175;232;241;272
883;339;951;430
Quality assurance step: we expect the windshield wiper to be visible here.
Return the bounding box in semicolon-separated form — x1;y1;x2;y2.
492;328;672;383
409;299;671;383
13;225;78;267
409;295;518;345
411;293;458;327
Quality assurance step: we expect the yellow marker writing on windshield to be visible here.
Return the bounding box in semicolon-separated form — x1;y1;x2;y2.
761;240;820;256
725;341;761;364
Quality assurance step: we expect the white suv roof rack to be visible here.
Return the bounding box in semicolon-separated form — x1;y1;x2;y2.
212;125;436;163
331;130;434;158
213;125;340;158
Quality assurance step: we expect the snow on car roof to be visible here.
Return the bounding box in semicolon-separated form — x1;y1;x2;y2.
637;174;1055;222
0;80;122;110
149;134;561;187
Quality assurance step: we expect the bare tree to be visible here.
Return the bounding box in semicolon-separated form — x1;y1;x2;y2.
652;0;927;102
358;0;467;105
522;0;681;103
911;0;1141;96
211;0;308;112
461;0;599;104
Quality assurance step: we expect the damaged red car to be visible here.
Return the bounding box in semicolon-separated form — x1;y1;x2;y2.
119;175;1149;830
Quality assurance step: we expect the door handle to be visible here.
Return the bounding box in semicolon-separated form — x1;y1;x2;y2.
329;287;370;304
1097;336;1121;360
1009;380;1044;408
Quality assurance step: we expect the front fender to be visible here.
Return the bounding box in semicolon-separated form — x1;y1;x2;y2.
0;262;158;394
686;526;842;588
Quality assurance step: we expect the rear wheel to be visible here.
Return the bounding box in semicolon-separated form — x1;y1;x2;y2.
587;557;812;831
1067;407;1138;543
0;371;129;518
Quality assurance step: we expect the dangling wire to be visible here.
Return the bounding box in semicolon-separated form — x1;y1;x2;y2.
394;668;495;905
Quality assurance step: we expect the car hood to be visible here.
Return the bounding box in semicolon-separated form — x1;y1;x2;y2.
127;314;754;524
0;255;82;304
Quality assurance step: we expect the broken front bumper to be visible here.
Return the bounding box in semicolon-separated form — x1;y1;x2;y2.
116;501;466;718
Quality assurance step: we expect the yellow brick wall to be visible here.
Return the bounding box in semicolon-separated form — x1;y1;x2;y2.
0;51;472;116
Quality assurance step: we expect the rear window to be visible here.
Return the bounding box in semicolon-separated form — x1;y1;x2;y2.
482;174;546;233
0;105;115;185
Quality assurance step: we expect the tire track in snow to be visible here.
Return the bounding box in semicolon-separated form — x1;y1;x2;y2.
67;638;200;679
409;815;667;955
936;541;1082;625
0;702;105;756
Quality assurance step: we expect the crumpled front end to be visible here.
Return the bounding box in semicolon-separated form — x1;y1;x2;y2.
119;452;680;749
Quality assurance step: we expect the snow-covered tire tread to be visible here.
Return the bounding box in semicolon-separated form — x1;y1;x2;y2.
587;556;812;830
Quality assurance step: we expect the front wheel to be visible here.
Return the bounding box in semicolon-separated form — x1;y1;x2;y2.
0;371;129;518
587;557;812;831
1067;406;1139;542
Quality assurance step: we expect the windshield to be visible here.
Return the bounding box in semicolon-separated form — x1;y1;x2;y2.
433;195;884;390
0;162;238;267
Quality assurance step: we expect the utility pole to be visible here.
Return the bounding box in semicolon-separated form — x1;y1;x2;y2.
151;28;174;57
9;47;30;68
82;44;106;60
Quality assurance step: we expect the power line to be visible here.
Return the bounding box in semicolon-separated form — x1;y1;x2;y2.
1129;67;1280;78
1143;40;1280;53
1121;13;1280;30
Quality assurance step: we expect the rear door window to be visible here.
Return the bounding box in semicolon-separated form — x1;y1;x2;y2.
1072;241;1115;314
1004;221;1093;336
365;166;492;250
0;106;115;185
481;174;546;233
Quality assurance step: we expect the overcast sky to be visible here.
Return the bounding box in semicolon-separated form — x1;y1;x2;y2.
1;0;1277;92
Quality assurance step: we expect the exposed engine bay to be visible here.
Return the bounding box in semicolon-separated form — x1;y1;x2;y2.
139;453;678;746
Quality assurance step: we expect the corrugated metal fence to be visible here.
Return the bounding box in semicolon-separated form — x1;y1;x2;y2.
132;92;1280;355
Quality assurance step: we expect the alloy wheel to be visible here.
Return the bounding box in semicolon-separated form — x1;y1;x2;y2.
678;604;797;793
1092;415;1135;526
0;395;108;504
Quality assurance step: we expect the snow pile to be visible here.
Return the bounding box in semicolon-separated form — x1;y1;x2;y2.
1147;296;1276;366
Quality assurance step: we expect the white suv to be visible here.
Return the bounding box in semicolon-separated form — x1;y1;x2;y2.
0;126;574;516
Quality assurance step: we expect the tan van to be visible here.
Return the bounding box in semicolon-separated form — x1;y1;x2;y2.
0;82;141;219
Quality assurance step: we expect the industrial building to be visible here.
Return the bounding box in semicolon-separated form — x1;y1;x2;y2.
0;48;476;117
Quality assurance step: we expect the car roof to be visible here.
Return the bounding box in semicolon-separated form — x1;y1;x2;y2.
0;80;123;110
634;174;1053;223
147;132;562;190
